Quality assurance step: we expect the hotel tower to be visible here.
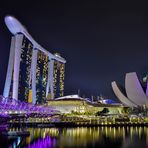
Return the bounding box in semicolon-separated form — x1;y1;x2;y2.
3;16;66;104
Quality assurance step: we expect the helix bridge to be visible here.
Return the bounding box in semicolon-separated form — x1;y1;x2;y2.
0;95;60;122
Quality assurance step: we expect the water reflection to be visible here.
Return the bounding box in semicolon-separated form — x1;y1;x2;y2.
2;126;148;148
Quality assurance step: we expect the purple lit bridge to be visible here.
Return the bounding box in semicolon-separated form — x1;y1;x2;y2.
0;95;60;122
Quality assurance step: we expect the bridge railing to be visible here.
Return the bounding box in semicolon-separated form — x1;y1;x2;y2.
0;96;60;117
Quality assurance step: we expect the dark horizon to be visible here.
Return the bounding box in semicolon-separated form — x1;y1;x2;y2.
0;1;148;101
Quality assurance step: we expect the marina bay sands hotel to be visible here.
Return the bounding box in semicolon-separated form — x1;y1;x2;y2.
3;16;66;104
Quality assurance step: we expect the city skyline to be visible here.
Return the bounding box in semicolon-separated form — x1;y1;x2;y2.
0;1;148;100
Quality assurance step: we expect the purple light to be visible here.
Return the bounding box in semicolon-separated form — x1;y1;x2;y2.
0;96;60;118
28;136;55;148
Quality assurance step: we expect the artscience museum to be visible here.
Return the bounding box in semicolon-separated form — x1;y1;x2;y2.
112;72;148;107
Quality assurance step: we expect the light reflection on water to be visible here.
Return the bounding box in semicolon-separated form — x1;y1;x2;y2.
2;126;148;148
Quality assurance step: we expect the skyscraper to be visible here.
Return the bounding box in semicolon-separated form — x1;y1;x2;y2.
3;16;66;104
53;53;65;98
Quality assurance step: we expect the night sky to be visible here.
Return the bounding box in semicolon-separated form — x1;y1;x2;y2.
0;0;148;101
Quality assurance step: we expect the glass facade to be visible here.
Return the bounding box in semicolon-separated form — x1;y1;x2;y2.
53;61;65;98
36;50;48;104
6;35;65;104
18;35;33;102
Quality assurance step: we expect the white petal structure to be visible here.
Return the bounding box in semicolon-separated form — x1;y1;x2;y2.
146;82;148;96
112;72;148;107
125;72;148;105
111;81;137;107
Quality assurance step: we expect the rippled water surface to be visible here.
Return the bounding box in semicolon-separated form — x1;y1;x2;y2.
1;126;148;148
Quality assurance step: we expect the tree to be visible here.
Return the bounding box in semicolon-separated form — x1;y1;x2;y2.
121;107;130;114
95;108;109;116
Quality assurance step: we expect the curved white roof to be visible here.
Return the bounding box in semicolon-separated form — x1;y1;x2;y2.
125;72;148;105
111;81;137;107
4;15;66;63
55;94;83;100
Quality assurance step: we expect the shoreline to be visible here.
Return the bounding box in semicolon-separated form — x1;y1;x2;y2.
8;121;148;128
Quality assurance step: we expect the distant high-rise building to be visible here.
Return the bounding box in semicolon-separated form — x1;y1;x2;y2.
3;16;66;104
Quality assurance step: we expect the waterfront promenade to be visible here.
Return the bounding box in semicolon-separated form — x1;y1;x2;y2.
8;114;148;127
0;96;148;128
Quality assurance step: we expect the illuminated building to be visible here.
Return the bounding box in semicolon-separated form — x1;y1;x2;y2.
3;15;66;104
53;53;65;98
47;95;123;114
111;72;148;107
